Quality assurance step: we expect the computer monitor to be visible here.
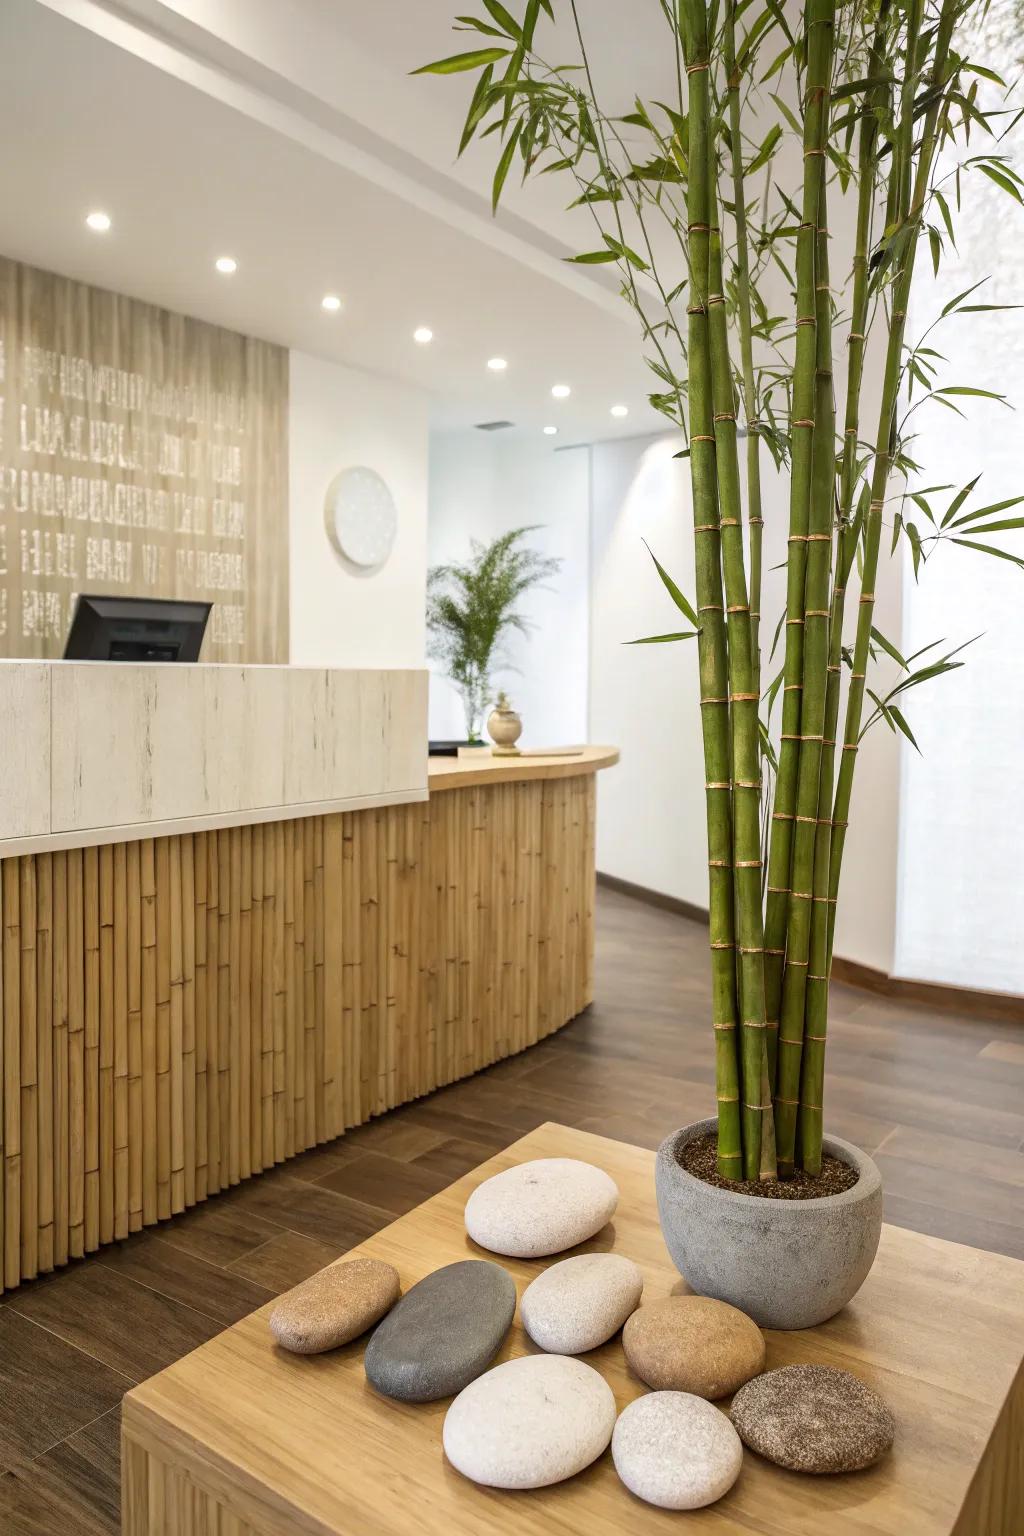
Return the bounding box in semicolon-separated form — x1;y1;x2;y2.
63;595;212;662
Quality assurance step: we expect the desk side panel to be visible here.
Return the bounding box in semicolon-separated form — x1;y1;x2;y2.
0;663;50;840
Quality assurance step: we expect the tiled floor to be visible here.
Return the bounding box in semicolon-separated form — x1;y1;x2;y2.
1;884;1022;1532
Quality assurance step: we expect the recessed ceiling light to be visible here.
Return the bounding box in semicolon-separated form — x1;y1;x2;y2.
215;256;238;275
487;357;508;371
610;404;629;418
85;211;111;232
321;294;342;312
543;426;558;436
551;383;571;399
413;326;433;344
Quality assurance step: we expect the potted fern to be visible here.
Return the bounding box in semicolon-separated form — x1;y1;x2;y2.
427;525;561;743
419;0;1023;1325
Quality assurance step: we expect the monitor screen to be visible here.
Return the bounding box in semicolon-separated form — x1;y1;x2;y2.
63;595;213;662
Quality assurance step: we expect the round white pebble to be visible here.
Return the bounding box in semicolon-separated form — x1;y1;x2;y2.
612;1392;743;1509
521;1252;643;1354
443;1354;616;1489
464;1158;619;1258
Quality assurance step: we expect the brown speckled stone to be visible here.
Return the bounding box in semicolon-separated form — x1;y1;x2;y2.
731;1364;895;1473
623;1295;766;1399
270;1258;400;1354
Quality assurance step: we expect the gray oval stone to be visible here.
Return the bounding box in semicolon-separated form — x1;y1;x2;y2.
612;1392;742;1509
364;1259;516;1403
443;1354;616;1488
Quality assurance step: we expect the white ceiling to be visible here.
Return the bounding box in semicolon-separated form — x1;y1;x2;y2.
0;0;682;442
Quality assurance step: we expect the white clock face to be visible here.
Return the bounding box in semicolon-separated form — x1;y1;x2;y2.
325;466;397;568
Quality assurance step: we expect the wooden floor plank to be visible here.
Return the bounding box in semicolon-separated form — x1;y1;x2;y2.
0;1308;128;1472
6;1264;222;1382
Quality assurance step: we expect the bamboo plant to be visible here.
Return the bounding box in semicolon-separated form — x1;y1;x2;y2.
418;0;1024;1177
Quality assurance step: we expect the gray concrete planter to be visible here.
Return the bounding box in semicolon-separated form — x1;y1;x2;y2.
655;1118;883;1330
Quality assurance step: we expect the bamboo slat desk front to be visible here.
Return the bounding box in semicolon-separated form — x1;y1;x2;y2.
121;1122;1024;1535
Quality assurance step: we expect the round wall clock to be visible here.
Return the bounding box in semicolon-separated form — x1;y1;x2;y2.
324;466;398;569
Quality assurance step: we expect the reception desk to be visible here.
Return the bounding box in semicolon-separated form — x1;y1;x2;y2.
0;660;616;1291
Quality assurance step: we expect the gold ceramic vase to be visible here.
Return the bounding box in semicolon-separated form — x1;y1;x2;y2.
487;692;523;756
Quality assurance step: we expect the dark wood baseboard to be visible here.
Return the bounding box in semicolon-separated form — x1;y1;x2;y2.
596;870;1024;1025
596;870;710;927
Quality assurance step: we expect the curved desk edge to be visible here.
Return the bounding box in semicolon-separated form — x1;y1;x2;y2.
427;744;619;791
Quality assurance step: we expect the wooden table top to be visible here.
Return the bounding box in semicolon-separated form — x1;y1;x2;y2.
122;1122;1024;1535
427;744;619;790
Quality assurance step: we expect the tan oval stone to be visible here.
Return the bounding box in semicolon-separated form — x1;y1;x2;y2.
270;1258;400;1354
622;1295;765;1399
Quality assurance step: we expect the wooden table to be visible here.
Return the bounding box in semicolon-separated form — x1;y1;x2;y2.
121;1123;1024;1535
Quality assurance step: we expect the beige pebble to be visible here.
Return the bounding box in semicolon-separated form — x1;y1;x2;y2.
270;1257;400;1354
521;1253;643;1354
623;1295;765;1399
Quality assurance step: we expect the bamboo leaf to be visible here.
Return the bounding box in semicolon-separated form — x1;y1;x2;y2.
979;162;1024;204
459;63;496;154
642;540;700;625
951;538;1024;570
769;92;801;136
936;386;1009;403
625;631;699;644
603;233;649;271
455;15;508;38
760;46;792;84
933;188;956;245
757;718;779;772
413;47;510;75
940;474;982;527
889;705;921;753
745;123;783;176
950;495;1024;528
481;0;522;37
763;0;794;47
940;279;989;317
832;74;894;101
928;226;941;276
957;516;1024;534
870;626;908;669
906;521;923;579
492;120;522;209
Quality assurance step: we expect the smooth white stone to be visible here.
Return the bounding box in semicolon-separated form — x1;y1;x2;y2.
443;1354;616;1489
521;1252;643;1354
464;1158;619;1258
612;1392;743;1510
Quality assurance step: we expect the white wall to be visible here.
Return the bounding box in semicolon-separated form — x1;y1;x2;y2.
288;350;428;669
427;431;590;747
587;430;904;973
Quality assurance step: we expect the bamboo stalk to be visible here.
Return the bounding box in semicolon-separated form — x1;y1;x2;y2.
679;0;743;1181
764;2;834;1080
769;0;835;1174
796;201;838;1176
818;0;960;1163
708;170;774;1179
723;0;765;685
